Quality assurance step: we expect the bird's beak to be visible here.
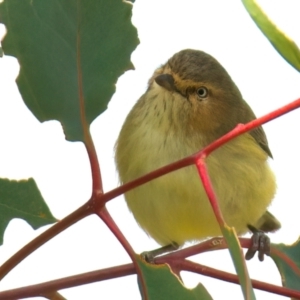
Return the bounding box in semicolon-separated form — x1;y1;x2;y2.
155;74;175;92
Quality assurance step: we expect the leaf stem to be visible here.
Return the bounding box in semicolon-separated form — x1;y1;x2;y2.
84;130;103;194
76;12;103;195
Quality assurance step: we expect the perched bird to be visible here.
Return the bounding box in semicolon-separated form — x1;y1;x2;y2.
115;49;280;260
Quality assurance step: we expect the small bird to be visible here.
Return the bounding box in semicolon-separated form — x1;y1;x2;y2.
115;49;280;260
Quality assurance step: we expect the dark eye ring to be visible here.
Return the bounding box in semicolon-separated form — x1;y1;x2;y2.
196;87;208;98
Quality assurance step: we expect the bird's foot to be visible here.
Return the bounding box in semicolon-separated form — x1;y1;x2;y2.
141;243;179;263
245;224;270;261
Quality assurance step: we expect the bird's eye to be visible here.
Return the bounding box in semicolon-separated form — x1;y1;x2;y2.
196;87;208;98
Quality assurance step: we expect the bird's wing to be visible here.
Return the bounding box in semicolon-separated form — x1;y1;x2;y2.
240;99;273;158
249;126;273;158
255;210;281;232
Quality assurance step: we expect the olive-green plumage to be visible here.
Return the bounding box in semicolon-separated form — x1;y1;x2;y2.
115;49;280;247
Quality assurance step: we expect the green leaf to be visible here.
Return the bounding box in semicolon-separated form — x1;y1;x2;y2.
0;0;139;141
136;257;213;300
242;0;300;72
271;238;300;291
0;45;3;57
222;226;256;300
0;178;57;245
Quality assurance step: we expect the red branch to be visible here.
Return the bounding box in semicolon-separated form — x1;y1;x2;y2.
0;264;135;300
95;207;149;299
0;204;93;281
180;260;300;299
196;97;300;158
1;239;300;300
100;97;300;206
190;98;300;297
196;159;225;225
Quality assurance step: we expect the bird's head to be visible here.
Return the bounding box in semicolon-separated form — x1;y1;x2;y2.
148;49;247;142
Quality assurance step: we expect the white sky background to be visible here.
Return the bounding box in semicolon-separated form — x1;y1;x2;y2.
0;0;300;299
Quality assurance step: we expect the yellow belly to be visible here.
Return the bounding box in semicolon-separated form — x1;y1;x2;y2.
116;128;276;246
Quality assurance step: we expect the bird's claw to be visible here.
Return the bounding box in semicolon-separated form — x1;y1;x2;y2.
140;243;179;263
140;251;155;263
245;225;270;261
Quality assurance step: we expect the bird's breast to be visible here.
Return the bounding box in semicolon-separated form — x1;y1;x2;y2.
115;93;276;246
